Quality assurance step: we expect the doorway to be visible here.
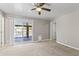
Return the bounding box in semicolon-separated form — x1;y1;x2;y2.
53;22;56;40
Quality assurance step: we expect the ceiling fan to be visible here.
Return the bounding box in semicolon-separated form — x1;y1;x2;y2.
31;3;51;15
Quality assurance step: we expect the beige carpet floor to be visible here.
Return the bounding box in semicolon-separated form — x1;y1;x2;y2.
0;40;79;56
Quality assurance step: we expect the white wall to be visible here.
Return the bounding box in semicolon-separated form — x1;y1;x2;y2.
33;20;50;41
56;10;79;50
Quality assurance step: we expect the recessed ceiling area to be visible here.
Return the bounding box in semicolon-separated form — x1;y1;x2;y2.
0;3;79;20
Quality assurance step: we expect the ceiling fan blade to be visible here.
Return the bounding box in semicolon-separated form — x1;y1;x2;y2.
42;8;51;11
31;8;36;10
38;12;41;15
39;3;45;7
34;3;45;7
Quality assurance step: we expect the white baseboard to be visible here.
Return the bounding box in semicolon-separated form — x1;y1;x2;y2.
56;41;79;51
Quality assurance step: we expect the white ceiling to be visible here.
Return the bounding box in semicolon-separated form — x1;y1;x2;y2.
0;3;79;20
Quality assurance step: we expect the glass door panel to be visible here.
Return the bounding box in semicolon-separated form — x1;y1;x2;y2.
14;21;32;44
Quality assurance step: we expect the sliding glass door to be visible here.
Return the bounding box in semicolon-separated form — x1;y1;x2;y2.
14;19;32;44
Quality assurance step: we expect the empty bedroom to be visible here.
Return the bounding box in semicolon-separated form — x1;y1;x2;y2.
0;3;79;56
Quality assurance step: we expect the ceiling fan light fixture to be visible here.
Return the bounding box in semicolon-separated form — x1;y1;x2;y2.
36;7;42;11
31;3;51;15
